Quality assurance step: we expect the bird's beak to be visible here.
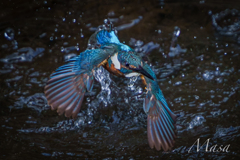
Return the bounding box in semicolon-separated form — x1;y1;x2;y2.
132;66;154;80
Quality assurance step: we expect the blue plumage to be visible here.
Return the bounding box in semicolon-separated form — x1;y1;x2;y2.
44;29;177;151
96;30;120;44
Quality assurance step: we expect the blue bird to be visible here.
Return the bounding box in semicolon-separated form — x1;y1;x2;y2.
44;29;177;151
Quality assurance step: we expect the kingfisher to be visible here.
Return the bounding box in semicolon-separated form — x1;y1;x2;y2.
44;28;177;151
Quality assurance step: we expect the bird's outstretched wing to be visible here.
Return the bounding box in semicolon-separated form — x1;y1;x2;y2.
44;45;117;118
141;63;177;151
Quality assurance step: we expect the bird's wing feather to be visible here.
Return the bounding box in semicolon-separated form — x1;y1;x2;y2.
44;46;116;118
142;63;177;151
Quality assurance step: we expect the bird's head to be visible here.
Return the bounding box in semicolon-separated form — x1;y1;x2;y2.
111;51;154;80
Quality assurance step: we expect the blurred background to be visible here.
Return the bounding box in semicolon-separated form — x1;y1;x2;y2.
0;0;240;159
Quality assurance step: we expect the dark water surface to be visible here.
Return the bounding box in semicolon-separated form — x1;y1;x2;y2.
1;0;240;159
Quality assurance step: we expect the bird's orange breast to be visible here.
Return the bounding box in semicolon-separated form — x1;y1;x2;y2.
103;62;125;77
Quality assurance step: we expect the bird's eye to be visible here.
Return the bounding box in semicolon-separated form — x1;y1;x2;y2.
126;63;129;67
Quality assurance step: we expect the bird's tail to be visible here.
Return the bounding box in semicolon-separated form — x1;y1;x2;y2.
44;56;94;118
143;79;177;151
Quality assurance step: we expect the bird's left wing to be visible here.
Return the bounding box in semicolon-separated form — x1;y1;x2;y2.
44;45;117;118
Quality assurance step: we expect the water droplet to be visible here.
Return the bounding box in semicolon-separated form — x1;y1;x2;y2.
108;11;115;16
4;28;15;41
18;29;21;35
86;97;90;103
174;26;180;37
124;98;129;103
83;132;88;138
208;10;212;15
72;19;76;23
133;117;138;123
138;87;143;94
1;44;8;49
62;18;65;21
104;19;108;24
12;40;18;49
80;33;84;38
174;81;182;86
60;47;64;52
135;40;143;47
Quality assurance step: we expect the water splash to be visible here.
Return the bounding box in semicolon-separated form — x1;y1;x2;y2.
128;76;138;91
0;47;45;63
116;16;143;31
89;19;116;33
11;93;49;112
196;66;234;83
187;115;206;130
168;26;187;57
129;38;160;60
88;16;142;32
212;9;240;36
61;46;79;53
94;66;112;106
213;126;240;141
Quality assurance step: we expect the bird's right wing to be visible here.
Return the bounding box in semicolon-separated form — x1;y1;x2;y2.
44;45;117;118
141;63;177;151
